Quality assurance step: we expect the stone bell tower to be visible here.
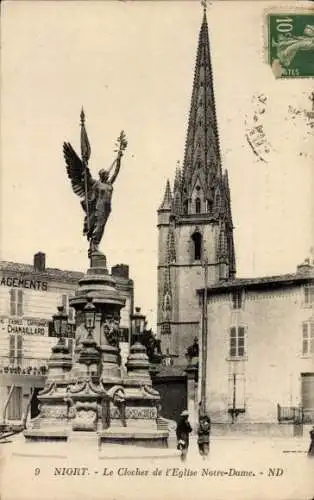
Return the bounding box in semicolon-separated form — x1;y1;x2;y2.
157;10;236;366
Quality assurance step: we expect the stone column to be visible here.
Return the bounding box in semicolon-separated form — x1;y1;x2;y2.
70;253;126;388
123;342;160;430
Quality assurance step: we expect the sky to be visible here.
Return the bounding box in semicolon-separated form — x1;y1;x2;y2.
1;0;313;330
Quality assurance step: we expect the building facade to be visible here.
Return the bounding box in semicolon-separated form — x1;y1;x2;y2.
157;12;235;368
0;253;134;422
155;10;314;429
197;261;314;426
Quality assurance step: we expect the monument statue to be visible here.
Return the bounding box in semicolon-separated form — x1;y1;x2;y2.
63;109;127;257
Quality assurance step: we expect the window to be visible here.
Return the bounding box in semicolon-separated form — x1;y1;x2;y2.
10;289;23;316
229;326;246;357
304;285;314;306
183;200;188;215
191;232;202;261
302;322;314;355
9;335;23;364
195;198;201;214
231;290;243;309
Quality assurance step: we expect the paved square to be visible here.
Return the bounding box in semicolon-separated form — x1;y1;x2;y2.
1;434;312;500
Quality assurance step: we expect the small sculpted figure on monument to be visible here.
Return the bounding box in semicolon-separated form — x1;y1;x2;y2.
63;109;127;257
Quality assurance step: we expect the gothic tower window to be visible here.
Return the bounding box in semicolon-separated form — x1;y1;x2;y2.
215;192;221;211
183;200;188;215
191;231;202;261
195;197;201;214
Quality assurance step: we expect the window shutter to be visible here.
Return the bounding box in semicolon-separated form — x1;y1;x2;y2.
228;375;234;407
48;321;54;337
62;294;67;309
302;323;309;355
10;289;16;316
229;327;237;357
9;335;15;364
17;290;23;317
302;322;308;337
238;326;245;356
16;335;23;362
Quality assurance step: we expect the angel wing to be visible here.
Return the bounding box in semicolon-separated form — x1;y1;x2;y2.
63;142;94;198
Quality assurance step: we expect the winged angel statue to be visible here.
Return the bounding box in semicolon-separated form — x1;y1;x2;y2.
63;110;127;257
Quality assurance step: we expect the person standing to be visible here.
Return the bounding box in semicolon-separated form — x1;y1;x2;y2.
197;413;211;459
308;425;314;457
176;410;192;461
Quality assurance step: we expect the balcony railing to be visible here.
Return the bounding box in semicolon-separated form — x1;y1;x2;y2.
303;409;314;424
277;404;314;423
0;357;48;376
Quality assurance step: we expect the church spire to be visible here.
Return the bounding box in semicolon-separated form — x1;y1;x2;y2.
181;8;221;209
159;179;172;210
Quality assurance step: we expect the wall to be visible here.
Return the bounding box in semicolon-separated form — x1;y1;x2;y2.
158;220;228;364
204;284;314;423
0;270;79;421
153;377;187;423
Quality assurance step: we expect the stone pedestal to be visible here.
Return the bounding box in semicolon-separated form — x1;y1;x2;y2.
24;253;169;451
24;339;73;440
70;253;124;386
98;342;168;448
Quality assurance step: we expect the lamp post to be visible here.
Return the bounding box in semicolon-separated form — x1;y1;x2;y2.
84;297;96;337
79;297;99;378
129;307;146;350
52;305;69;345
201;255;208;415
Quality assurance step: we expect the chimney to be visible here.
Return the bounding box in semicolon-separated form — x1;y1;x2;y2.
34;252;46;272
296;258;314;277
111;264;129;279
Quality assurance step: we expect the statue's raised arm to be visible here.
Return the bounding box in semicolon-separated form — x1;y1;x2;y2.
108;130;128;185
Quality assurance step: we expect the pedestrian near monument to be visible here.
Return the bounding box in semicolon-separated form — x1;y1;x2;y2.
308;425;314;457
176;410;192;462
197;412;211;459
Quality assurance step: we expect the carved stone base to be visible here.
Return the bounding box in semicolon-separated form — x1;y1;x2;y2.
98;428;168;448
72;402;98;431
100;344;122;384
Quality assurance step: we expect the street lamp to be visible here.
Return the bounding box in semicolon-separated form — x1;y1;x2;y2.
79;297;99;377
129;307;146;348
52;305;68;344
84;297;96;336
200;254;208;415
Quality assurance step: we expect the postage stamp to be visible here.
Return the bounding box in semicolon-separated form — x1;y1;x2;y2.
267;11;314;78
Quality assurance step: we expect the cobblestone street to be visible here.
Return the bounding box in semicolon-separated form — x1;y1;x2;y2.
1;433;313;500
